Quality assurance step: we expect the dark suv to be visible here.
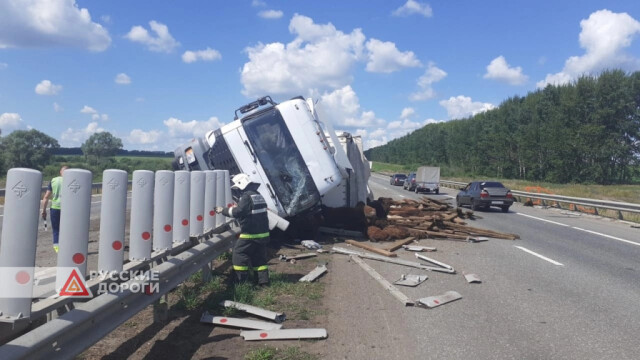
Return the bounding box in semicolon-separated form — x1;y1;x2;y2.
390;173;407;186
403;173;417;191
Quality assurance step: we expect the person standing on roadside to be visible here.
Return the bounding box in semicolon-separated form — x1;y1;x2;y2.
216;173;270;286
41;165;68;253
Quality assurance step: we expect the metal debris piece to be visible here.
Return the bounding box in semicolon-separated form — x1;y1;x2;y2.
466;236;489;243
299;264;328;282
333;246;446;272
350;255;414;306
240;328;327;341
464;273;481;283
393;274;428;287
415;253;454;271
220;300;286;323
200;313;283;330
402;245;436;252
279;253;317;262
417;291;462;308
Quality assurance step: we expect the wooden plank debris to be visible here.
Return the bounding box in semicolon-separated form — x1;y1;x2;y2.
345;239;397;257
350;255;414;306
383;237;417;252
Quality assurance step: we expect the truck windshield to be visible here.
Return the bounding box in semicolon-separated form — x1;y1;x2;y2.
242;108;320;216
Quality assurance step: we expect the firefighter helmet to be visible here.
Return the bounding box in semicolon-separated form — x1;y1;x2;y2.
231;173;251;190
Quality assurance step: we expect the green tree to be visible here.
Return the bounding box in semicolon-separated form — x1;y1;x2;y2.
0;129;60;170
81;132;123;163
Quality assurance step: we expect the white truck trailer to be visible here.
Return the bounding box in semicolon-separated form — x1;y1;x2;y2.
414;166;440;194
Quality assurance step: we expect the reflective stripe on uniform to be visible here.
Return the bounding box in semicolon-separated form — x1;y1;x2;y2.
239;232;269;239
253;265;268;271
251;208;267;214
233;265;249;271
228;207;234;218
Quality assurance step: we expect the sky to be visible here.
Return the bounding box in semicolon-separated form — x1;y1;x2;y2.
1;0;640;151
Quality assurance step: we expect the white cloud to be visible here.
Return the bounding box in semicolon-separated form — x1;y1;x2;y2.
182;47;222;63
35;80;62;95
241;14;365;97
125;20;180;53
115;73;131;84
0;112;23;132
0;0;110;51
320;86;385;128
80;105;97;114
0;62;7;69
365;38;421;73
252;0;266;7
60;122;104;146
537;9;640;88
484;56;528;85
400;107;415;119
439;96;495;119
92;113;109;121
163;116;225;138
128;129;162;144
100;15;111;24
259;10;283;19
53;102;63;112
392;0;433;17
409;62;446;101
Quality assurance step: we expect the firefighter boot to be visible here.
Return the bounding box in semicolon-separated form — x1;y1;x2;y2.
257;269;270;287
234;270;250;284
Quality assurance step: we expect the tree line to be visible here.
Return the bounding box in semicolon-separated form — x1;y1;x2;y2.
365;70;640;184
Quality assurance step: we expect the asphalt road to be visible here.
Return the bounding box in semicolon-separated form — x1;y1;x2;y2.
323;174;640;360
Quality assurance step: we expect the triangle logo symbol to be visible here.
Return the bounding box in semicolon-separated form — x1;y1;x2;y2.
59;269;92;298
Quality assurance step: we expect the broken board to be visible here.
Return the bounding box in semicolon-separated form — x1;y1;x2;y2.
418;290;462;308
240;328;327;341
299;264;328;282
464;273;481;283
200;313;283;330
393;274;428;287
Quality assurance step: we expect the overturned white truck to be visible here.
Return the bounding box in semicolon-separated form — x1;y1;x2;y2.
173;96;372;233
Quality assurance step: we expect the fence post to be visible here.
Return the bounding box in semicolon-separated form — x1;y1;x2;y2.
98;169;128;274
0;168;42;321
153;170;174;252
129;171;155;261
173;171;191;244
214;170;226;228
203;170;217;233
190;171;205;238
55;169;92;291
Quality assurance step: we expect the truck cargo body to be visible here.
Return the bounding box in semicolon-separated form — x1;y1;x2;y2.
414;166;440;194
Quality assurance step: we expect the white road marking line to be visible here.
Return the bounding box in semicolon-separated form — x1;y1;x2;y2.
571;227;640;247
399;195;405;198
515;212;570;227
514;246;564;266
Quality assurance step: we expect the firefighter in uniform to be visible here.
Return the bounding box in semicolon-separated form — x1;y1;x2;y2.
216;173;270;285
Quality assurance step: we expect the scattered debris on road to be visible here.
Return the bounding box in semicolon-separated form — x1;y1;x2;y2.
333;246;448;272
200;313;283;330
299;264;328;283
345;239;397;257
394;274;428;287
402;245;437;252
415;253;455;272
279;253;318;263
221;300;286;323
464;273;482;283
350;255;415;306
418;291;463;309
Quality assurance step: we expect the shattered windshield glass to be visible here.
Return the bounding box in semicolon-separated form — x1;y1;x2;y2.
242;108;320;216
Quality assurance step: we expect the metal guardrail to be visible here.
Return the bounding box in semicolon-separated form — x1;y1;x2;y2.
440;180;640;217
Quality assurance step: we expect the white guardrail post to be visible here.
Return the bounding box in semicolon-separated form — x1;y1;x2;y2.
153;170;174;252
129;170;155;261
214;170;226;228
173;171;191;243
189;171;205;238
98;170;128;274
0;169;42;322
203;170;217;233
55;169;92;291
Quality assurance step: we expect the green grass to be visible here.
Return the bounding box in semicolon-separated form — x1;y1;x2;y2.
245;346;318;360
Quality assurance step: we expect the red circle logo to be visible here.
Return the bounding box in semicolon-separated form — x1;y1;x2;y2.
220;318;227;323
209;210;215;216
73;253;85;264
142;232;151;240
182;219;189;226
164;224;172;232
112;241;123;250
15;271;30;285
259;333;268;338
197;215;203;222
